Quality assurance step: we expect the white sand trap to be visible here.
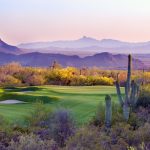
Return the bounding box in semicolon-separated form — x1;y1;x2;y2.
0;100;27;104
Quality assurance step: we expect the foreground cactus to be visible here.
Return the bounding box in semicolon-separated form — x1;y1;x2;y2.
115;54;140;121
105;95;112;128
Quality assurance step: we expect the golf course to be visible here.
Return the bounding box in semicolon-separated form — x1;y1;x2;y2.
0;86;123;125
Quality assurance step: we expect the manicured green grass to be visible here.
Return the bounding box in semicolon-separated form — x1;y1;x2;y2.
0;86;124;125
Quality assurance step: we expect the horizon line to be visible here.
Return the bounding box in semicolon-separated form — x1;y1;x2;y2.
2;36;150;46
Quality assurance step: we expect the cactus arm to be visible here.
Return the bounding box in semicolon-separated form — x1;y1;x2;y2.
125;82;130;104
124;54;132;105
130;80;135;107
105;95;112;128
127;54;132;93
115;81;124;107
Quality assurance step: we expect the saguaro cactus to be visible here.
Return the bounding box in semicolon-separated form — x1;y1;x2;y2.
123;102;130;121
105;95;112;128
115;54;140;121
126;54;132;94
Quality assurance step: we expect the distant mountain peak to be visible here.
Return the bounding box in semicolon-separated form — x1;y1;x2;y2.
78;36;99;42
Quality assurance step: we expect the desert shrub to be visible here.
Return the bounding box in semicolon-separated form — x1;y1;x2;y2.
59;67;78;85
8;133;58;150
26;74;45;86
117;71;128;86
34;128;51;141
135;107;150;126
110;102;125;126
135;123;150;144
46;69;62;85
65;125;132;150
110;123;135;147
97;77;114;85
91;102;123;127
65;127;103;150
85;76;114;86
14;67;46;86
76;75;87;85
15;67;35;84
0;131;11;150
90;103;105;126
65;125;129;150
128;112;140;129
137;85;150;108
109;122;150;149
127;123;150;150
143;72;150;84
0;128;23;150
0;62;22;75
0;74;21;87
48;109;76;147
128;143;150;150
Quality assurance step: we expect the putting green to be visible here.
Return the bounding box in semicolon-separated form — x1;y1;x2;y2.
0;86;124;125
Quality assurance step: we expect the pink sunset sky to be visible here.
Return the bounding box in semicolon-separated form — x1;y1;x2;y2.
1;0;150;45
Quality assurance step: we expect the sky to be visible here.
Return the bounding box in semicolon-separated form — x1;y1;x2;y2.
1;0;150;45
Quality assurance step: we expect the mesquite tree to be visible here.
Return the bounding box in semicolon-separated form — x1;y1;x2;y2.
115;54;140;121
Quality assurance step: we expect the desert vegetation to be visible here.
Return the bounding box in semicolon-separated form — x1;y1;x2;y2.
0;61;148;87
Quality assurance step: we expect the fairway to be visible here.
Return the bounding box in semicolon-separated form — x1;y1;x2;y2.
0;86;123;125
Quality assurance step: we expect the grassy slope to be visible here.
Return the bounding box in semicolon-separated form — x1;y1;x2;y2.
0;86;124;125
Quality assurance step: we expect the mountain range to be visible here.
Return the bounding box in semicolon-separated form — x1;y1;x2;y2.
0;51;144;69
0;37;149;69
18;36;150;55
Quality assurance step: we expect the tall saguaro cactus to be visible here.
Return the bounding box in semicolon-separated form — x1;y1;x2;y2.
126;54;132;94
105;95;112;128
115;54;140;121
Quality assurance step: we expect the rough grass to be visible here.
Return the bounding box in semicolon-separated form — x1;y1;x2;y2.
0;85;124;125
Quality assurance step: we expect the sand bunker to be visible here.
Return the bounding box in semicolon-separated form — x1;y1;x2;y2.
0;100;26;104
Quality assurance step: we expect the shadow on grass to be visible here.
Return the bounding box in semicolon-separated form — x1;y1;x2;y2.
3;86;44;92
0;93;59;104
